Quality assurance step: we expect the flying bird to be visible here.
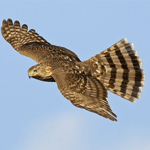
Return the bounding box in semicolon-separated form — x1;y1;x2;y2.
1;19;145;121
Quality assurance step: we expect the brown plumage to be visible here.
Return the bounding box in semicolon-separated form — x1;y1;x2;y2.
1;18;145;121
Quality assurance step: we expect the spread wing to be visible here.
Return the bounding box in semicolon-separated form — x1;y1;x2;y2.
1;18;80;63
52;70;117;121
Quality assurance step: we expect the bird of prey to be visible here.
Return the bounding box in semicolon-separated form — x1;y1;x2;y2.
1;19;145;121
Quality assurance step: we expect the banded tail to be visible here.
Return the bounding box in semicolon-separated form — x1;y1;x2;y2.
81;38;145;102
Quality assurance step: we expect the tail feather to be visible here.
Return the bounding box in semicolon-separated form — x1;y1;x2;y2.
82;38;145;102
99;38;144;102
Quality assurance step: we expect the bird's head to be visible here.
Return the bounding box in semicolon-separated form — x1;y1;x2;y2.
28;63;52;80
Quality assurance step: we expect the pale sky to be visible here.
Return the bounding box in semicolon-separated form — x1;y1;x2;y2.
0;1;150;150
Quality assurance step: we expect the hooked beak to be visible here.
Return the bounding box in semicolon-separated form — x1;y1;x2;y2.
28;75;31;79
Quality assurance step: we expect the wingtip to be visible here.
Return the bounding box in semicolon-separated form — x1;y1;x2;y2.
2;19;7;26
21;24;28;32
2;19;14;27
7;18;12;22
14;20;20;27
7;18;13;25
112;117;117;121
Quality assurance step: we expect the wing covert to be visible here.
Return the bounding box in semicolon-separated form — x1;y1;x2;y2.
52;70;117;121
1;19;80;63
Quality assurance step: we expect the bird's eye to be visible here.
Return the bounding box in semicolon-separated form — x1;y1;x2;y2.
34;70;38;72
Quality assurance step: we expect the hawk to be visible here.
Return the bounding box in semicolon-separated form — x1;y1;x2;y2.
1;19;145;121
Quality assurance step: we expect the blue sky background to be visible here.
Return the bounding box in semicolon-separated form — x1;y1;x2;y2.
0;1;150;150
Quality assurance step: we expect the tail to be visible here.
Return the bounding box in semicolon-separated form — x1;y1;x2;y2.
81;38;145;102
